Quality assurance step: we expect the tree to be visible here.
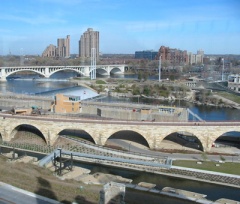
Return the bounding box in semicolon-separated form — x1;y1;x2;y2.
143;85;150;96
143;71;149;81
138;71;143;81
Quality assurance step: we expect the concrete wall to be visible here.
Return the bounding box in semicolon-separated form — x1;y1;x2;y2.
81;105;188;122
0;99;52;110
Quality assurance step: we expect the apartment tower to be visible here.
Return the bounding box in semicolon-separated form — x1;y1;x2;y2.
57;35;70;58
42;35;70;58
79;28;99;59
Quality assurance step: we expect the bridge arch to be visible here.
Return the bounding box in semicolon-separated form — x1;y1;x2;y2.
207;127;240;151
94;68;108;76
156;127;207;151
49;68;86;78
160;131;204;152
103;129;151;149
210;131;240;151
6;70;45;78
9;124;47;144
57;129;96;144
109;67;122;74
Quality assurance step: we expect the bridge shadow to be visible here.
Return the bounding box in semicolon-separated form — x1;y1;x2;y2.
107;130;150;148
35;177;59;203
62;195;94;204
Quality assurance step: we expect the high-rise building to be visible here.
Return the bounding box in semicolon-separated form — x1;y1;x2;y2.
157;46;188;65
57;35;70;58
197;49;204;56
42;35;70;58
42;44;56;58
79;28;99;59
188;49;204;65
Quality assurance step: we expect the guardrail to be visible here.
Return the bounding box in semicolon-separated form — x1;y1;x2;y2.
39;148;172;169
61;135;168;161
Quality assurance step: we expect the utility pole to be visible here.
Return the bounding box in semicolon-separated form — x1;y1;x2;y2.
90;35;96;80
159;55;161;82
91;48;96;80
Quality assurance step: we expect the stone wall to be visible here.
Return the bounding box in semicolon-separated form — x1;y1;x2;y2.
0;116;239;152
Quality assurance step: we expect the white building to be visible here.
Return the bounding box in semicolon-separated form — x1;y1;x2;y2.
188;51;204;65
228;74;240;92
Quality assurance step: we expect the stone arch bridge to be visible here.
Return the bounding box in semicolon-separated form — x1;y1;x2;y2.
0;115;239;152
0;65;125;81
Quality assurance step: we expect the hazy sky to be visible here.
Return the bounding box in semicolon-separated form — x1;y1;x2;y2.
0;0;239;55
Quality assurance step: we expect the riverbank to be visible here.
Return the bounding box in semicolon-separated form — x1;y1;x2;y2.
0;155;198;204
1;145;240;202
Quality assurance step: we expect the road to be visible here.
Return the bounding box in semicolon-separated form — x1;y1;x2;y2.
0;182;60;204
108;139;240;163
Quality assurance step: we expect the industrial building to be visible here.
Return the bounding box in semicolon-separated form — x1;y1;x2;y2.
52;94;81;113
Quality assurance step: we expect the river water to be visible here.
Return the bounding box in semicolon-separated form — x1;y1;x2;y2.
2;71;240;121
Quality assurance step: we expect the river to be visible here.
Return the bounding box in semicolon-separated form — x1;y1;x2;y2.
1;71;240;121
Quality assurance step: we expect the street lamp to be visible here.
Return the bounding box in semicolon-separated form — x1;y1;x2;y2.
159;55;161;82
222;58;224;81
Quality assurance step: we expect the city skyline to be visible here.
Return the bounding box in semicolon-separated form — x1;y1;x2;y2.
0;0;239;55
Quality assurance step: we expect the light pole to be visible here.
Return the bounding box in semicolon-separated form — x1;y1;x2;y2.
222;58;224;81
159;55;161;82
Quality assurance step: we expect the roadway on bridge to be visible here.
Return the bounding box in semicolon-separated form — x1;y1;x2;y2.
1;113;240;126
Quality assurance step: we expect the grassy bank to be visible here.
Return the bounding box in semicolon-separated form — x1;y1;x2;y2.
0;155;101;204
173;160;240;175
215;91;240;104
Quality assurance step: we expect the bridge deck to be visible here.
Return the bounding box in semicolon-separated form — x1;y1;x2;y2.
1;114;239;126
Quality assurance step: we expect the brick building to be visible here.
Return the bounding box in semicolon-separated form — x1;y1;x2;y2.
157;46;189;65
42;35;70;58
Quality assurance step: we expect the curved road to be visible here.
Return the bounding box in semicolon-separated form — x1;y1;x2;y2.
108;139;240;163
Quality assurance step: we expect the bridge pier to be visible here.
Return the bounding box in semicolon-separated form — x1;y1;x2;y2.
0;77;7;82
0;125;12;142
0;68;7;81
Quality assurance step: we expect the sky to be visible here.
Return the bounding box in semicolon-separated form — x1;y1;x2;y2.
0;0;240;55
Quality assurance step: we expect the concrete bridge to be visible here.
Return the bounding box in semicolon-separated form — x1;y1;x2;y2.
0;65;125;81
0;114;239;152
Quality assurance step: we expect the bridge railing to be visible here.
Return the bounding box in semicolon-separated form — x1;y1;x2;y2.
61;135;168;161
